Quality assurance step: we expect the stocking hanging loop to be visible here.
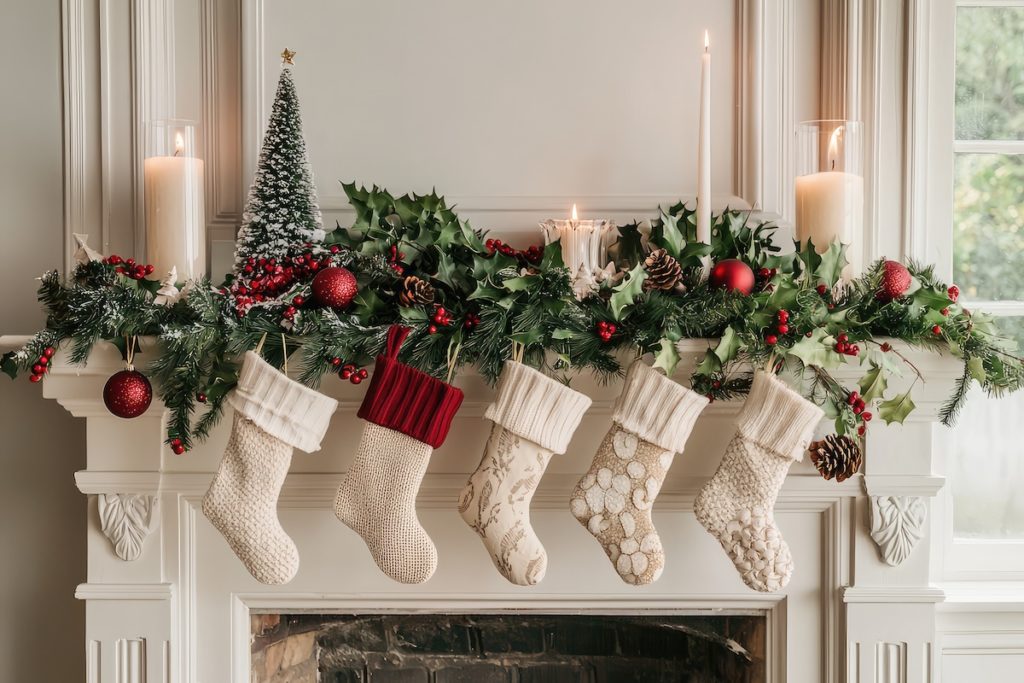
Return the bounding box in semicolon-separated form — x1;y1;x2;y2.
385;325;411;358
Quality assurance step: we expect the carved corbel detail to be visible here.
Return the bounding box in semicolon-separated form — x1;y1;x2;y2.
869;495;927;566
97;494;159;561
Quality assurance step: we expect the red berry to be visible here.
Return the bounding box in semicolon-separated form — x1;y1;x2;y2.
43;347;55;358
837;333;849;343
109;255;122;265
126;258;135;266
758;267;771;279
172;444;185;455
29;374;42;383
712;380;722;389
858;425;866;436
171;438;182;447
32;364;44;374
331;357;342;367
941;308;949;316
862;411;873;422
428;325;438;334
948;285;960;302
850;346;859;357
849;391;860;404
293;296;305;306
777;324;789;335
932;325;942;335
835;342;847;354
806;331;813;337
358;369;368;378
777;310;789;323
330;245;340;254
38;356;48;366
880;342;892;352
196;392;207;403
145;264;155;275
339;369;352;380
765;334;778;346
817;284;828;295
350;374;363;385
853;405;863;415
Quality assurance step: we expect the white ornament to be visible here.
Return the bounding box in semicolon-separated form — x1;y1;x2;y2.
72;233;104;265
153;267;181;306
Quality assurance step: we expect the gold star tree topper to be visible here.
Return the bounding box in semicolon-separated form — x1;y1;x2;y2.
281;48;296;65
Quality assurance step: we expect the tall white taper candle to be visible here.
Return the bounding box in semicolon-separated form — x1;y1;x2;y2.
696;30;712;245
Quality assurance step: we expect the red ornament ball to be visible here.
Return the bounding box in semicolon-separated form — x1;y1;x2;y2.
311;267;357;309
103;369;153;419
709;259;755;295
877;260;912;302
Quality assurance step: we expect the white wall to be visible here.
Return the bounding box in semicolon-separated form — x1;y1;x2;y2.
0;0;86;679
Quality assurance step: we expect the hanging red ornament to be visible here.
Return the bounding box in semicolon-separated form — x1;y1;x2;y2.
877;260;911;302
103;369;153;418
709;259;755;295
311;266;357;309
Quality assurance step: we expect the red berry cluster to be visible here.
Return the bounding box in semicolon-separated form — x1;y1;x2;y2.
765;309;791;346
847;390;872;436
333;358;368;385
485;239;543;264
388;244;406;276
932;324;943;336
757;267;778;291
596;321;617;343
816;284;828;296
169;437;186;455
232;246;341;315
28;346;56;383
196;392;207;403
105;255;155;280
947;285;959;302
463;312;482;330
428;306;453;334
834;332;859;357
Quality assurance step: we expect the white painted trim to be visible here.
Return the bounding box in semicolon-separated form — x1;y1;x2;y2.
844;586;946;603
903;0;931;262
953;140;1024;154
61;0;89;275
76;582;174;601
864;474;946;497
240;0;264;190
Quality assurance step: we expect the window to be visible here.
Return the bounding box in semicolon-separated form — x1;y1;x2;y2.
948;3;1024;542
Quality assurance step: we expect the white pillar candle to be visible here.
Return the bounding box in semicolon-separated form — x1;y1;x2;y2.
144;133;206;281
794;126;863;275
540;204;614;299
696;30;712;245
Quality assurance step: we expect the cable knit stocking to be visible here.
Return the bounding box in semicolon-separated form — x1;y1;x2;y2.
334;326;464;584
693;370;823;592
459;362;591;586
203;351;338;585
570;361;708;585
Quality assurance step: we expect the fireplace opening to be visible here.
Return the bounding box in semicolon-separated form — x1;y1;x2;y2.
251;612;766;682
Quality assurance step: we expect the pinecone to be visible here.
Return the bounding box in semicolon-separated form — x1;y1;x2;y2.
809;434;863;482
398;275;435;307
642;249;683;291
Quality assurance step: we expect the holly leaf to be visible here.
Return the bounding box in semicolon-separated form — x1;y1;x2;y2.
650;211;685;260
609;222;646;269
539;241;565;271
501;276;538;293
786;328;843;369
609;264;647;320
653;337;681;376
862;347;904;377
694;348;722;376
713;326;741;365
879;391;916;425
967;356;986;382
1;352;18;379
815;241;849;287
857;364;889;402
352;289;388;323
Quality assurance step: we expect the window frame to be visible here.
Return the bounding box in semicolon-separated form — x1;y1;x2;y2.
929;0;1024;579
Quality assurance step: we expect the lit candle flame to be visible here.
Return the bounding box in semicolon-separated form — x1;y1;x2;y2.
571;203;578;221
827;126;843;170
704;30;710;51
174;132;185;157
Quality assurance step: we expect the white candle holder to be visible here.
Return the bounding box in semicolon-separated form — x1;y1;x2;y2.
795;120;864;276
144;119;206;282
539;215;616;300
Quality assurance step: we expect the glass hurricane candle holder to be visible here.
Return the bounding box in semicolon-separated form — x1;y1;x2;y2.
144;119;206;281
795;120;864;277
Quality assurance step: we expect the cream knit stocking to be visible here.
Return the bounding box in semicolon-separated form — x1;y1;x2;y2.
202;351;337;585
693;370;823;592
570;361;708;585
334;325;464;584
459;362;591;586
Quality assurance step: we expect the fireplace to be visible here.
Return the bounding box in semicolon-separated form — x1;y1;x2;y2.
251;612;767;682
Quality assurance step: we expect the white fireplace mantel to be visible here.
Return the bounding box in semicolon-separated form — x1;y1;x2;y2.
20;336;958;682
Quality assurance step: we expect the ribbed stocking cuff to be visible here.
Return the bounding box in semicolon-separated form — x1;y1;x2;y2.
484;361;592;454
737;371;824;460
612;361;708;452
227;351;338;453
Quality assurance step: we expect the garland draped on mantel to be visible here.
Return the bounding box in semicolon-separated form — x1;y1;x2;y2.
3;185;1023;451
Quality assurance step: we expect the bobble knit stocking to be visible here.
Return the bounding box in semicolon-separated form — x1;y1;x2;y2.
570;362;708;585
203;351;338;585
693;370;823;592
458;362;591;586
334;326;464;584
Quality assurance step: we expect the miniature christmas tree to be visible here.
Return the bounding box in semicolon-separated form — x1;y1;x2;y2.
233;49;323;272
